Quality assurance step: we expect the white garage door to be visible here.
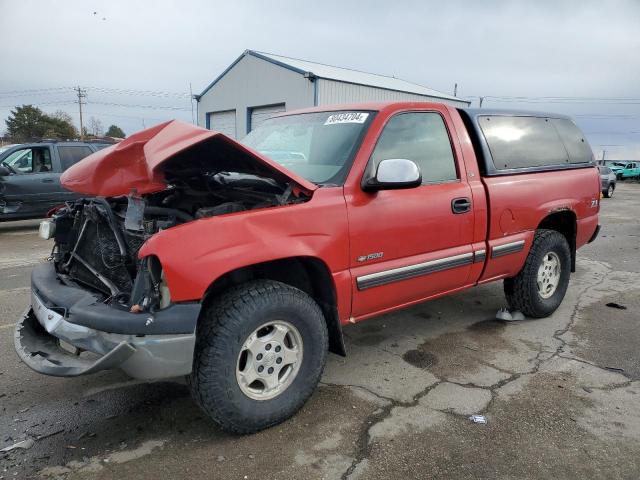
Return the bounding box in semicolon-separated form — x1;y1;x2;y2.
250;103;286;132
208;110;237;139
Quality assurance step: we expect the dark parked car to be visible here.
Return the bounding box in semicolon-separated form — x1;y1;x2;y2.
597;165;616;198
0;141;112;221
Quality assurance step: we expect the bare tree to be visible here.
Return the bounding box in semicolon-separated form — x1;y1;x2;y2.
53;110;74;124
89;116;103;136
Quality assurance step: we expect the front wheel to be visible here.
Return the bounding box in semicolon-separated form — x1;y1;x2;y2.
189;280;328;434
604;184;615;198
504;229;571;318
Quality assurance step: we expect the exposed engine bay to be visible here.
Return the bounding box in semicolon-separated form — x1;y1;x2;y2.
47;169;309;311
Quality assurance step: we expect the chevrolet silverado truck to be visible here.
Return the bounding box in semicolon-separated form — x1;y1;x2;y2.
14;103;600;434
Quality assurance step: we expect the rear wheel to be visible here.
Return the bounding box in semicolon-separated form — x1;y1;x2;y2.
604;183;615;198
504;229;571;318
189;280;328;434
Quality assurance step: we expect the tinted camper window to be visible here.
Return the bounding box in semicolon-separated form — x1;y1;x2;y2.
551;118;593;164
479;116;569;170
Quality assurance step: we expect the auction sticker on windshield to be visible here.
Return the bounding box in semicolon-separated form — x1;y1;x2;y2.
324;112;369;125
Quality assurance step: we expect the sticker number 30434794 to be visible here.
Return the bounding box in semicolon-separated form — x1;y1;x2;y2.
324;112;369;125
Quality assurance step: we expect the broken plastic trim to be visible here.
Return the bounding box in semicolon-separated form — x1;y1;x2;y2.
129;255;166;312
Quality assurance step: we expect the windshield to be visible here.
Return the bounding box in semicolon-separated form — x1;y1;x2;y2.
241;111;374;185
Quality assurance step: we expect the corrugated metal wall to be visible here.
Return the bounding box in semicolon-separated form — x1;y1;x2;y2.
198;55;470;137
316;79;469;108
197;55;314;137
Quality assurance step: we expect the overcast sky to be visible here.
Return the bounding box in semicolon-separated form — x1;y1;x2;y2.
1;0;639;159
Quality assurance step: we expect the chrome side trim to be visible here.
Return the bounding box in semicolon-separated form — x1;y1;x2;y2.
491;240;525;258
474;249;486;263
356;252;473;291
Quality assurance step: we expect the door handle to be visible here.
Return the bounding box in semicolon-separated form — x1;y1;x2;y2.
451;197;472;214
41;179;54;183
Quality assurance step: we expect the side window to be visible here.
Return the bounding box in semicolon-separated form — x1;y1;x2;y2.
2;149;32;173
3;147;51;173
551;118;593;164
370;112;457;184
479;116;569;169
57;146;94;171
33;148;52;173
92;144;112;151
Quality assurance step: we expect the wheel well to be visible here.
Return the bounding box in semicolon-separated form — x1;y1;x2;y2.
202;257;346;356
538;210;577;272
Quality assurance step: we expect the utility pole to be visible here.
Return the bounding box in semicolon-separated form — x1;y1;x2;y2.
189;82;195;124
75;86;87;140
479;96;485;108
453;83;458;97
601;149;606;163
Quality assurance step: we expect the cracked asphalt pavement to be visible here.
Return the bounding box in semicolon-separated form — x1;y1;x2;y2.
1;183;640;479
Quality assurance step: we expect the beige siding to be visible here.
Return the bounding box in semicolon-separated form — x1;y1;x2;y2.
197;54;314;137
316;79;469;108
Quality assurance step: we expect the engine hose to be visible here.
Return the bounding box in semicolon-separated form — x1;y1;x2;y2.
144;206;194;223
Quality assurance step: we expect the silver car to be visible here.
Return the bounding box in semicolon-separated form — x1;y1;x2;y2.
597;165;616;198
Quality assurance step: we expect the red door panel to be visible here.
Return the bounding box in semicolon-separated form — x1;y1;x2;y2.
347;181;475;318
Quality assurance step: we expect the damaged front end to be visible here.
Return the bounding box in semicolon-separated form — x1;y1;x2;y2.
49;168;308;308
14;120;314;379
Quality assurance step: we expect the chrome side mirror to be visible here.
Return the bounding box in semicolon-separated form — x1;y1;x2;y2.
362;158;421;192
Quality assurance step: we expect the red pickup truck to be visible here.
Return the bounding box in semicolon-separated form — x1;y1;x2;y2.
15;102;600;433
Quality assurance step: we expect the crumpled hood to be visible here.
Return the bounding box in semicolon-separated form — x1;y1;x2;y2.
61;120;317;197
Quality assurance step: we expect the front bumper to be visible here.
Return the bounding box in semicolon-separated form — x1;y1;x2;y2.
14;263;199;379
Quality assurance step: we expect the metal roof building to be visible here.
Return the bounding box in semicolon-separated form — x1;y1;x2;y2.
196;50;470;139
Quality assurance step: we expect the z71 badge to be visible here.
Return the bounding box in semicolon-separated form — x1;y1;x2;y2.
357;252;384;262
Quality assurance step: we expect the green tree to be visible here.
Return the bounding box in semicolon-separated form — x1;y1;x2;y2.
105;124;125;138
43;110;77;139
5;105;77;141
5;105;48;141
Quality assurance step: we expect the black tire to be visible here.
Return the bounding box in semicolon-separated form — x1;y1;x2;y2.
604;183;614;198
503;229;571;318
189;280;328;434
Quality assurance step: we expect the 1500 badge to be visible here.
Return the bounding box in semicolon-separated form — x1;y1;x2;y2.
357;252;384;262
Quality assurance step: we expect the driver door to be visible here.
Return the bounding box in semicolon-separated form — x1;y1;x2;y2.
346;110;475;319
